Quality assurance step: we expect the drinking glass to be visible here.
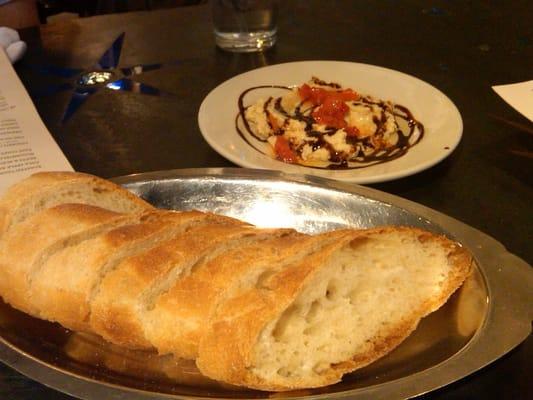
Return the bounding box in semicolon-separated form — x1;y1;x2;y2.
212;0;278;52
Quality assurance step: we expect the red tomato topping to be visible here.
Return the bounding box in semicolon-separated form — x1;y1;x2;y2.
298;83;359;129
298;84;359;106
274;136;297;163
345;126;360;137
312;97;348;128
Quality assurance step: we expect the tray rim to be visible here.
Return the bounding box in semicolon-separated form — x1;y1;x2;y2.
0;167;531;400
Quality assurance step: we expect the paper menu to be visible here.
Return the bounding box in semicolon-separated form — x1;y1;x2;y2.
492;80;533;122
0;49;72;195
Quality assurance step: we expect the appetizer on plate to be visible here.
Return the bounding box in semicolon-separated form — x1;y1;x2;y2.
238;77;424;169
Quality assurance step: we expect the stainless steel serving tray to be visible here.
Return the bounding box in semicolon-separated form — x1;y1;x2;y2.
0;168;531;400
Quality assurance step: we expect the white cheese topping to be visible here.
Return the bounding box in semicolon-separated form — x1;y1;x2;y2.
280;90;301;114
323;130;353;154
344;103;379;138
301;144;330;161
245;99;271;139
283;120;308;146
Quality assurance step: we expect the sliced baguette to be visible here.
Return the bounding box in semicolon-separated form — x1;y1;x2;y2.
196;227;472;391
0;173;474;392
29;210;224;332
144;230;351;360
0;171;153;238
0;204;143;314
90;223;294;349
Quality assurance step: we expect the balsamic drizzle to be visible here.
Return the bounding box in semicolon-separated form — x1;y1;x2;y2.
236;85;424;170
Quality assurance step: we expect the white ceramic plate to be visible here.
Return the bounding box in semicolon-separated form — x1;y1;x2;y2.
198;61;463;184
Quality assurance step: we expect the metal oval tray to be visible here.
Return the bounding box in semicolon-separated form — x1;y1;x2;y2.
0;168;531;400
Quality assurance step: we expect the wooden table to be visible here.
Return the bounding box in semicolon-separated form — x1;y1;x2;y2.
2;1;532;398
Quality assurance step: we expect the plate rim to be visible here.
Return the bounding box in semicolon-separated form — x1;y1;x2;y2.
198;60;464;184
1;167;531;400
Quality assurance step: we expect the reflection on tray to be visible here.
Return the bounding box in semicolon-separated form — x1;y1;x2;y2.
64;332;234;390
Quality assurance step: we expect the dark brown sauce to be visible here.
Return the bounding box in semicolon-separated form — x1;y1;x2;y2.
236;85;424;170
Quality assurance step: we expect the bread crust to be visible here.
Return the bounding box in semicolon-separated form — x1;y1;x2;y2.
0;203;131;314
196;227;472;390
30;210;213;332
90;221;283;349
144;231;349;359
0;171;153;238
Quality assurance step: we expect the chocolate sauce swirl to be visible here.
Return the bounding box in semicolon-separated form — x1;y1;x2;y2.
236;84;424;170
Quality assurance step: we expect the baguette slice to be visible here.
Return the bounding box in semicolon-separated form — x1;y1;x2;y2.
197;227;472;391
145;230;349;360
0;171;153;238
0;203;143;314
29;210;228;332
90;223;294;349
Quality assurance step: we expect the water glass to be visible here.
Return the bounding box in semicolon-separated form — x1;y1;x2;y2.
212;0;278;52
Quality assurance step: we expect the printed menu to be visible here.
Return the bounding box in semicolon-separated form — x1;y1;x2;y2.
0;49;72;195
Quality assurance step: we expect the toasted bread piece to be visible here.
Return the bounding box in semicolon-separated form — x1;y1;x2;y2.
0;171;153;238
196;227;472;391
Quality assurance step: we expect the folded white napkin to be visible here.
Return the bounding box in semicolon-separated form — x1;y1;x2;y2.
0;26;27;63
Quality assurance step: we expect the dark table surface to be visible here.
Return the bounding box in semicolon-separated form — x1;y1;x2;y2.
1;0;532;398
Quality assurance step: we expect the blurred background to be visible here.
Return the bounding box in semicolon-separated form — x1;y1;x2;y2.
0;0;207;28
38;0;207;21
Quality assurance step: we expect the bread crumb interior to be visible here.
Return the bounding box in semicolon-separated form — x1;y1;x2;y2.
252;233;449;382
